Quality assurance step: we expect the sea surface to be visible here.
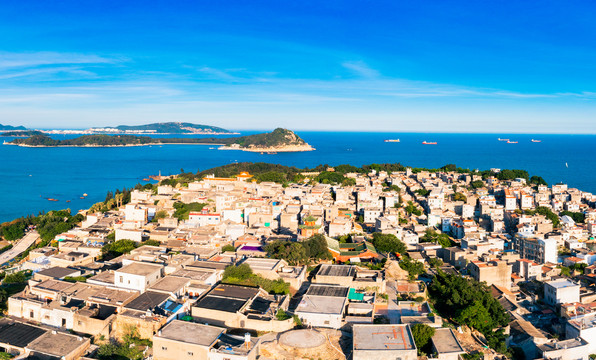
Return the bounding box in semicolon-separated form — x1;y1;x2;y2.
1;131;595;222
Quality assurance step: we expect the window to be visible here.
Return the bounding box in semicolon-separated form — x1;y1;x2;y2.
30;311;34;318
161;347;167;351
78;321;82;326
324;320;330;325
187;352;193;356
119;276;123;283
62;318;66;327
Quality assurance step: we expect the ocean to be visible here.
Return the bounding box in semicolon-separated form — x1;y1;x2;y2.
1;131;595;222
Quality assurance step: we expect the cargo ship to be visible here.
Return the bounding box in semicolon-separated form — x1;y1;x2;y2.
384;139;400;143
422;141;437;145
507;140;518;144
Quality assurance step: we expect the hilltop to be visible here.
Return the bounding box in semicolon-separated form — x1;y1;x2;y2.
222;128;314;152
1;130;44;137
7;128;314;152
0;124;27;131
97;122;235;134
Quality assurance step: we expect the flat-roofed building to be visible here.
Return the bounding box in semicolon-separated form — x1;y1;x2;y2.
352;324;417;360
544;279;580;306
114;262;164;293
431;328;466;360
294;284;349;329
153;320;260;360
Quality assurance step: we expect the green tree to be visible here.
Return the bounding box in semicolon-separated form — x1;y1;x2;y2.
101;239;138;259
221;244;236;252
411;324;436;355
372;233;406;254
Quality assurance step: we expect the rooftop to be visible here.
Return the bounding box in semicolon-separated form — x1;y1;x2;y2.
35;266;80;279
353;324;415;351
546;278;580;289
125;291;170;311
157;320;223;346
0;319;46;348
26;331;88;357
306;284;349;297
295;295;347;315
116;262;163;276
317;264;356;278
432;328;465;354
148;276;190;293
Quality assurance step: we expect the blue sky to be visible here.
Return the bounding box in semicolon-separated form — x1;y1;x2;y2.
1;0;596;132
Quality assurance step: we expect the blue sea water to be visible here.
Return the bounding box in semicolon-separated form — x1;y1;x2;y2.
1;131;595;222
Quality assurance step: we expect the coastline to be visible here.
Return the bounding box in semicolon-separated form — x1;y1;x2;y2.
4;141;315;152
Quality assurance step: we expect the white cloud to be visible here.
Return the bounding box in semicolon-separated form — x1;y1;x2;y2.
342;61;380;79
0;52;120;69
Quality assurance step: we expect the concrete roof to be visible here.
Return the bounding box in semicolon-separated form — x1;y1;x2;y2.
431;328;465;354
171;268;215;281
116;261;163;276
148;276;190;293
27;331;88;357
546;278;579;289
241;257;283;271
157;320;223;346
295;295;347;315
353;324;415;351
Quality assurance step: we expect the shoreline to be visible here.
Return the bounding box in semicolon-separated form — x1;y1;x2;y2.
4;142;315;152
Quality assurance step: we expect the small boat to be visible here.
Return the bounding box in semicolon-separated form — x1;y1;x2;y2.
142;178;150;181
66;200;71;203
83;193;88;197
422;141;437;145
498;138;509;141
507;140;518;144
209;147;215;149
566;162;569;168
531;139;541;143
384;139;400;143
47;198;59;202
80;197;85;199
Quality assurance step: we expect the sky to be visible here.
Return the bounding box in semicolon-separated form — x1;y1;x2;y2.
1;0;596;133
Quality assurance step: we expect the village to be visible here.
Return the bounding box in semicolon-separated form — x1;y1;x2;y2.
1;164;596;360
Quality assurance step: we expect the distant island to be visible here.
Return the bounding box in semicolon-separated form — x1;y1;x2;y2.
1;130;44;137
6;128;314;153
87;122;236;134
0;124;27;131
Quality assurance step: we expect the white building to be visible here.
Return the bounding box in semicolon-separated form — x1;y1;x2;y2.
544;279;580;306
114;262;163;293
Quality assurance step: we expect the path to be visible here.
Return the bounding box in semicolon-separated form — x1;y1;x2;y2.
0;231;39;266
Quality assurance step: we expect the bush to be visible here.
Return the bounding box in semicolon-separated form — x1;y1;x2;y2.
222;264;290;295
222;244;236;252
411;323;435;355
101;239;138;259
372;233;406;254
276;309;291;320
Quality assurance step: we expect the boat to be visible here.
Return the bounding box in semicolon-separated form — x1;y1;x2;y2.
422;141;437;145
83;193;88;197
507;140;518;144
498;138;509;141
384;139;400;143
142;178;150;181
531;139;541;143
47;198;59;202
80;197;85;199
66;200;71;203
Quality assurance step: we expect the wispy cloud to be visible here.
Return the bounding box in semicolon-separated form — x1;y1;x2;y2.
342;60;380;79
0;52;120;69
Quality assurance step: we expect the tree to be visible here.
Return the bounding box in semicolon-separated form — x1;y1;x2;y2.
101;239;138;259
399;256;425;280
221;244;236;252
372;233;406;254
453;192;467;202
411;324;436;355
470;180;484;189
404;201;422;216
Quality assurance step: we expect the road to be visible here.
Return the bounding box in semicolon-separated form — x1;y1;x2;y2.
0;231;39;266
386;280;400;324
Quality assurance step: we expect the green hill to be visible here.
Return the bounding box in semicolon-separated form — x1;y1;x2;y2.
109;122;233;134
0;124;27;131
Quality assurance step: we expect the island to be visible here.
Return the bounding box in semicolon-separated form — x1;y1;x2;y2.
0;130;44;137
0;124;27;131
89;121;237;134
6;128;315;153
